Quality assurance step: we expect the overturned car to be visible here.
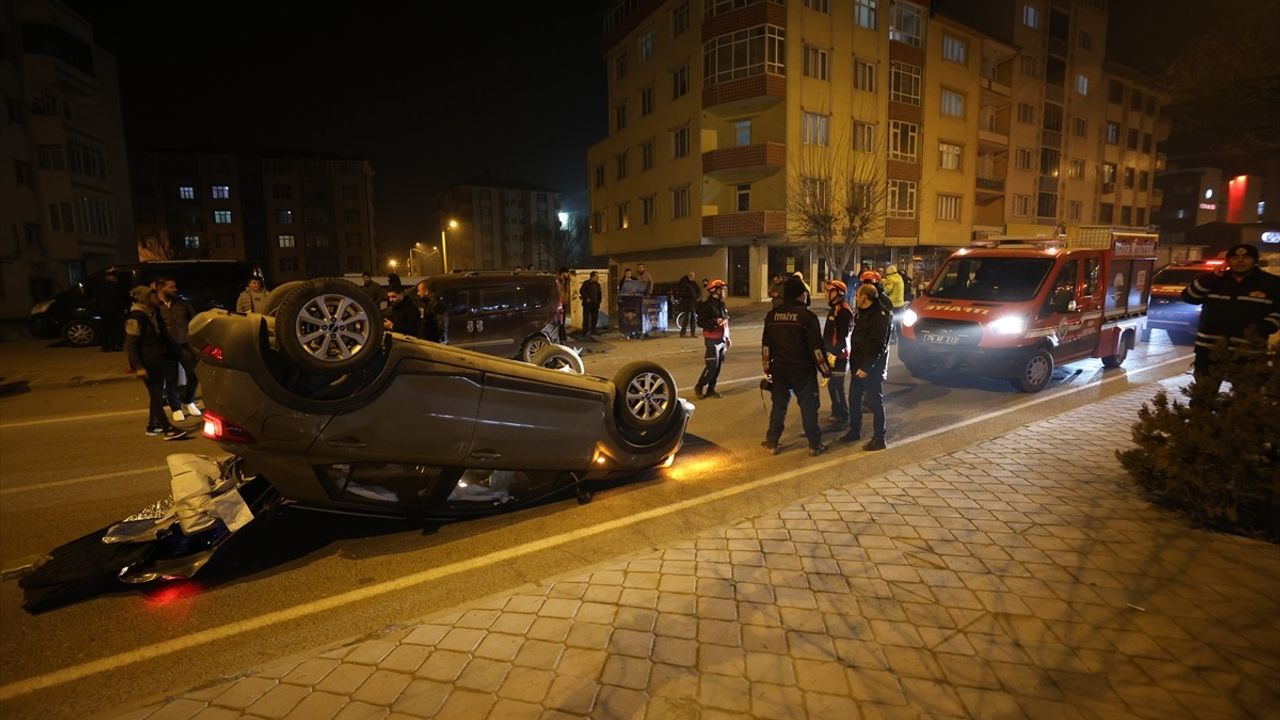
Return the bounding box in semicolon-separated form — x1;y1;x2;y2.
20;278;692;610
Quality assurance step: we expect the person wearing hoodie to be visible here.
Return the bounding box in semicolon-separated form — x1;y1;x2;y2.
124;286;187;440
882;264;906;311
235;276;267;313
841;284;892;451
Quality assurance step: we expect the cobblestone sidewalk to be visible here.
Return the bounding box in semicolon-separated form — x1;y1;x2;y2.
119;380;1280;720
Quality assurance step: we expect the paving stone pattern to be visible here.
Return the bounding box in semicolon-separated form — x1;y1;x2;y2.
123;383;1280;719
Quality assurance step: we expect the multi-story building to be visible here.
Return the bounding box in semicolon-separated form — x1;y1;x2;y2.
130;150;377;284
435;179;562;271
0;0;134;319
587;0;1168;299
1153;155;1279;262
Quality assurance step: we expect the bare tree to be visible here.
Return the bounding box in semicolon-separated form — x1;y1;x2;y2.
537;214;589;269
137;235;177;261
785;125;890;280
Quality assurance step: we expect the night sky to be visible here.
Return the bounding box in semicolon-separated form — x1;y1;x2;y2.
66;0;1241;259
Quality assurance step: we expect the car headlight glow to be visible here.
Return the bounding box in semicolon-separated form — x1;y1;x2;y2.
901;309;918;328
987;315;1027;336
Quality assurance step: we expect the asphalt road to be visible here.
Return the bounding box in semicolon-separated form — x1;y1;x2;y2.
0;329;1193;719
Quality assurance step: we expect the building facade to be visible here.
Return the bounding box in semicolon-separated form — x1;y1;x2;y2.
587;0;1168;299
130;150;377;284
435;179;562;271
0;0;135;319
1152;155;1279;263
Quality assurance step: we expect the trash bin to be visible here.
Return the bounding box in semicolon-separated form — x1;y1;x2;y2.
617;295;668;339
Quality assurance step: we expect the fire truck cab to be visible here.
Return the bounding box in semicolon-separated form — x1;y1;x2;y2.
898;226;1157;392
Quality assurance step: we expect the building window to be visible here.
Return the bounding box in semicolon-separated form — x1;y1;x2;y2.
1020;56;1039;77
804;0;829;11
178;186;195;200
36;145;64;170
1078;30;1092;50
14;160;32;186
887;180;917;218
1013;194;1032;216
616;152;628;180
1101;162;1117;191
1139;170;1149;191
211;185;230;199
638;195;654;224
849;182;873;212
1120;206;1132;225
889;1;924;47
940;89;965;118
735;120;751;146
855;0;877;29
276;209;294;224
854;58;876;92
346;233;362;246
854;121;875;152
802;111;830;146
1068;200;1082;221
888;120;919;162
672;1;689;36
1108;79;1125;104
616;202;630;230
1129;88;1144;111
1040;148;1061;177
1126;128;1139;150
1105;122;1120;144
1023;3;1039;28
801;177;830;207
1135;208;1146;225
673;186;691;218
1017;102;1035;124
937;194;961;221
614;103;627;131
640;85;655;116
803;45;830;80
1145;96;1156;115
278;234;296;248
1069;158;1085;179
1123;167;1135;189
1142;133;1153;153
1015;147;1033;170
736;184;751;211
1043;103;1063;132
344;209;359;223
672;63;690;98
639;29;655;62
594;164;605;188
615;52;627;80
939;142;962;171
213;210;232;224
641;140;656;170
1075;74;1089;96
591;210;606;233
183;234;201;249
272;184;292;200
888;62;921;105
942;35;967;65
702;25;786;85
1072;117;1087;137
1038;192;1058;218
1099;202;1114;223
673;126;691;157
279;258;299;272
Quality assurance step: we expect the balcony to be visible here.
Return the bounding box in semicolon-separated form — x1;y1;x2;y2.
976;176;1006;194
980;76;1011;99
702;210;786;239
702;0;787;40
979;124;1009;150
703;74;786;114
703;142;785;183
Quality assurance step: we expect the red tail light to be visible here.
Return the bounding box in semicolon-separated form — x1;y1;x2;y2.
200;344;224;361
201;411;255;444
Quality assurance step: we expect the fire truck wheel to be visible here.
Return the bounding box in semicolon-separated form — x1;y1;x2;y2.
1101;336;1130;369
1011;349;1053;393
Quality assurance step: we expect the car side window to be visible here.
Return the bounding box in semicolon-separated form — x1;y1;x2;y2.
444;289;471;315
1083;258;1101;298
520;283;552;310
476;287;516;312
1042;260;1079;316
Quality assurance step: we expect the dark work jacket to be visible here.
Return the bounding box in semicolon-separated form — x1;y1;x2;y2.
386;298;422;337
1182;268;1280;348
824;302;853;361
675;277;700;307
158;297;197;345
848;303;892;377
124;306;175;372
580;279;602;306
419;295;449;343
696;296;730;341
763;301;825;370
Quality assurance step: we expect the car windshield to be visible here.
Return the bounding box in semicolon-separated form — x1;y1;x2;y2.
929;257;1055;302
1153;268;1208;285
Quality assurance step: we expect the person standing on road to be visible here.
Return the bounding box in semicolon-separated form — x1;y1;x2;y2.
235;277;267;313
580;271;603;337
822;280;853;425
1181;243;1280;389
676;271;700;338
761;276;832;456
124;286;187;441
556;267;574;342
769;274;785;308
360;272;386;307
94;274;125;352
156;277;202;423
416;280;449;343
694;279;731;399
842;284;893;450
859;270;895;314
634;263;654;295
896;263;915;305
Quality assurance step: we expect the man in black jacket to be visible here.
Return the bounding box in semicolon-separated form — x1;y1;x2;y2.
842;284;892;450
580;271;603;336
822;280;853;424
415;281;449;343
124;286;187;440
383;284;421;336
761;277;832;456
156;277;202;423
1182;243;1280;387
676;271;700;337
694;279;730;398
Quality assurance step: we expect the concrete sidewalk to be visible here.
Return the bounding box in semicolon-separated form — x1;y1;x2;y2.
112;377;1280;720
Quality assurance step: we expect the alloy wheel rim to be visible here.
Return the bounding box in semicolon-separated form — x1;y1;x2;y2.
294;294;371;361
67;323;93;344
625;372;670;420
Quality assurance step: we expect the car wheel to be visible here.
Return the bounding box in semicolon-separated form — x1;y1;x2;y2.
530;343;585;374
614;361;678;433
1011;349;1053;393
260;281;304;316
1101;334;1130;369
276;278;383;375
62;319;98;347
520;334;551;363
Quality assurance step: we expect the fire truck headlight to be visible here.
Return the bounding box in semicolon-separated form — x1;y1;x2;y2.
901;309;918;328
988;315;1027;336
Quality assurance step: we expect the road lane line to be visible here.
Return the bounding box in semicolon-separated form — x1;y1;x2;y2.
0;352;1191;701
0;466;168;497
0;409;147;430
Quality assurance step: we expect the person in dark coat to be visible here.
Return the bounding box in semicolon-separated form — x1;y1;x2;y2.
1181;243;1280;390
124;286;187;440
415;280;449;343
156;276;202;423
693;279;730;398
580;271;603;336
93;274;125;352
842;284;892;450
822;279;853;424
676;271;700;338
382;284;421;336
360;272;386;306
761;276;831;456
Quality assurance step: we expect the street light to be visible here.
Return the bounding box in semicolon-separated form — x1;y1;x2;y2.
410;242;440;275
387;258;398;272
440;219;458;273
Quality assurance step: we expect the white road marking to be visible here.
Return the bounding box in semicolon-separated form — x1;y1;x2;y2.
0;466;168;497
0;352;1192;700
0;408;147;430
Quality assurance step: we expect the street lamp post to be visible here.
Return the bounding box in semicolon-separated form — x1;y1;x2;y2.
410;243;439;275
440;219;458;273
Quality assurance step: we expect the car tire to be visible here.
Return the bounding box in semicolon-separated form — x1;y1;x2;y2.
1101;333;1130;369
276;278;383;375
530;343;585;374
62;319;98;347
614;361;679;433
1011;349;1053;393
259;281;305;316
520;334;552;363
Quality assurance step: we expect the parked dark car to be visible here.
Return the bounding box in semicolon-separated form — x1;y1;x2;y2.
29;260;257;347
1143;259;1224;344
426;271;562;362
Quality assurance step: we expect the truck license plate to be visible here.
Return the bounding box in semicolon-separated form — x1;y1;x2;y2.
923;334;959;345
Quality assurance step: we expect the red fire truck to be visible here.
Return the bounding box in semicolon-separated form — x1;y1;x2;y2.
898;226;1158;392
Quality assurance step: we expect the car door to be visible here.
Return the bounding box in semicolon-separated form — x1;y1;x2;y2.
1039;259;1090;360
467;284;520;356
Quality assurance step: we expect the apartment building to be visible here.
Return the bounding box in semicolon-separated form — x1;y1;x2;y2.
587;0;1167;299
0;0;135;319
435;179;562;271
1153;154;1279;262
131;150;377;284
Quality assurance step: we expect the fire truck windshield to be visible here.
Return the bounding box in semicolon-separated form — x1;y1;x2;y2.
929;257;1055;302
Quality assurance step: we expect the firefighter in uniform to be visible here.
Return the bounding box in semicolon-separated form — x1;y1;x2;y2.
842;284;893;451
822;280;853;424
694;279;730;398
1181;243;1280;389
761;276;832;456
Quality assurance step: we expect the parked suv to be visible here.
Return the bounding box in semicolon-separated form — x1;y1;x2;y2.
29;260;257;347
427;271;562;362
